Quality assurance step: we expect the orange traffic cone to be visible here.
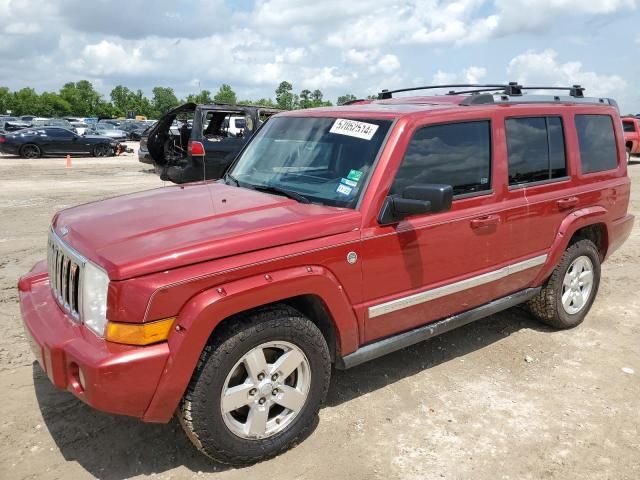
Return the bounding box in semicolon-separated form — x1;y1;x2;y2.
66;154;72;169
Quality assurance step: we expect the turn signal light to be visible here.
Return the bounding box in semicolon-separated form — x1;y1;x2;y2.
106;317;176;346
189;141;205;156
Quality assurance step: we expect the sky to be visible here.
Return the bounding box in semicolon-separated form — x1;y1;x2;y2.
1;0;639;112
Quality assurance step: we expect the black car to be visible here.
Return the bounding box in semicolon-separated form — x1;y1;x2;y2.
145;103;281;183
0;127;116;158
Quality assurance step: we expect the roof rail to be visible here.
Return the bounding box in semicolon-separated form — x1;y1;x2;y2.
377;82;586;99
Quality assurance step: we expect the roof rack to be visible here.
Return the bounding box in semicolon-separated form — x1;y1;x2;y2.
377;82;586;100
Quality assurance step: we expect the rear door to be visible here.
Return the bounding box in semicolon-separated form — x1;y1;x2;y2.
360;119;512;342
497;113;572;288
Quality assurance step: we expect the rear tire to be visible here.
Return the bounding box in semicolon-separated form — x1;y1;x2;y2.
20;144;41;159
178;305;331;465
528;239;601;329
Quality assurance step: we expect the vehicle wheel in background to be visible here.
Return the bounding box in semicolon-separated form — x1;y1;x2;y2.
92;143;111;157
20;144;41;159
527;239;601;329
178;305;331;465
627;147;632;164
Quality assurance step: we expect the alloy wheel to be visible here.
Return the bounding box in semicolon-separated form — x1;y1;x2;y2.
561;255;594;315
220;341;311;440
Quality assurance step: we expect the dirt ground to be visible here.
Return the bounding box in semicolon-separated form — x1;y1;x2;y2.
0;145;638;480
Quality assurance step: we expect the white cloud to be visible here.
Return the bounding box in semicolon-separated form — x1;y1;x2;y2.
0;0;638;112
507;49;627;97
430;66;487;86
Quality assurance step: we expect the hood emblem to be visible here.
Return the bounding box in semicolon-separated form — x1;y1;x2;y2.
59;226;69;237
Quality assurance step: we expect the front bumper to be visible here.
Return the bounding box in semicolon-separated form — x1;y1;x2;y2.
18;260;170;419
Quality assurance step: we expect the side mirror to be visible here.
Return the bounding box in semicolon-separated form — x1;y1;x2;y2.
378;184;453;225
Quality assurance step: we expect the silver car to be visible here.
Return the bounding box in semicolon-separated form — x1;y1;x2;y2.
85;123;127;142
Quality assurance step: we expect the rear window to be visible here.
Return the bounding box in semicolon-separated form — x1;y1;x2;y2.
576;115;618;174
390;121;492;197
623;121;636;133
506;117;567;185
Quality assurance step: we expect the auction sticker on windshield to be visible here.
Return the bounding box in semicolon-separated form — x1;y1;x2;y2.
330;119;379;140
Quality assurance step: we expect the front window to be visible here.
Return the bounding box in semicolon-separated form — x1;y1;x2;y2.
229;116;392;208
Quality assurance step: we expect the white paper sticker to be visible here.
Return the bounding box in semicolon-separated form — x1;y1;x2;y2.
336;183;353;196
329;118;379;140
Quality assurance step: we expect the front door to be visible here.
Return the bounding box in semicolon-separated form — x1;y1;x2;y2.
360;119;510;343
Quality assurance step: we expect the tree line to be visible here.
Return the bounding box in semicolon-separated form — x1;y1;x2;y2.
0;80;360;119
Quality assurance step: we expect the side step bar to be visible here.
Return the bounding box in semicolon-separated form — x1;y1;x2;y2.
336;287;541;370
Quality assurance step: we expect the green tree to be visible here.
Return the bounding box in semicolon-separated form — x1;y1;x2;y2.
298;89;312;109
38;92;72;117
187;89;214;105
110;85;132;114
129;89;153;117
275;81;294;110
60;80;103;116
213;84;236;105
11;88;40;116
0;87;12;114
337;94;357;105
151;86;179;116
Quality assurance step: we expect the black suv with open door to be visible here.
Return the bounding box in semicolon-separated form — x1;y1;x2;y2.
144;103;281;183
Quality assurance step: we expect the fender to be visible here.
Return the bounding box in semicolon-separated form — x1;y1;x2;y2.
142;265;358;422
533;206;609;285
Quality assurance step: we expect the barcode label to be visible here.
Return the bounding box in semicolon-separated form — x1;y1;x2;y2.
329;119;379;140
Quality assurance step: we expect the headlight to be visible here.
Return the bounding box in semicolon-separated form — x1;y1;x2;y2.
82;262;109;336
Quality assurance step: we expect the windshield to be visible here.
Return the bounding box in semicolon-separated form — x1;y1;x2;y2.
229;116;392;208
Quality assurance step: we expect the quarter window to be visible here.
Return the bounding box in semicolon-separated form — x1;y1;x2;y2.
623;121;636;133
506;117;567;186
576;115;618;173
390;121;492;197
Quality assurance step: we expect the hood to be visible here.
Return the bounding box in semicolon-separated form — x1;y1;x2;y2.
52;182;360;280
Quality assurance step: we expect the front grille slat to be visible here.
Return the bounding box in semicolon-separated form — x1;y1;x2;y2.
47;229;85;321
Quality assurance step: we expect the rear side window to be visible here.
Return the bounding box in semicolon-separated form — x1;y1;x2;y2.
506;117;567;186
390;121;492;197
576;115;618;173
623;121;636;133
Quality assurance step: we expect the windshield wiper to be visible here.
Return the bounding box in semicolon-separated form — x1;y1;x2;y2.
224;172;240;186
252;184;311;204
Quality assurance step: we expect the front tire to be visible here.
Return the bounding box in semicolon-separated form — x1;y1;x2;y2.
92;143;111;157
627;146;632;164
528;239;601;329
178;305;331;465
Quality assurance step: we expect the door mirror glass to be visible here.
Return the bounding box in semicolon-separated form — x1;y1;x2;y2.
378;184;453;224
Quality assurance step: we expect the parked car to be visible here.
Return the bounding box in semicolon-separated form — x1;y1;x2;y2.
120;120;148;140
85;123;127;142
1;126;116;158
0;116;30;132
32;118;77;134
70;121;89;136
223;116;246;137
622;116;640;162
20;115;37;122
144;102;281;183
18;83;634;465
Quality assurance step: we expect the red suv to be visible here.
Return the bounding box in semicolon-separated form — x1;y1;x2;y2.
623;116;640;162
19;83;634;465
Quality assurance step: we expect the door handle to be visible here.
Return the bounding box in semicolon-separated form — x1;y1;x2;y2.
470;215;500;229
557;197;578;210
